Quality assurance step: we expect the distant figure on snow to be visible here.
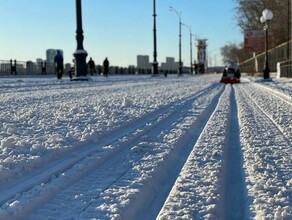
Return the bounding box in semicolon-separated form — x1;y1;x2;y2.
54;50;64;80
103;57;109;77
88;57;96;76
229;61;239;72
228;61;241;78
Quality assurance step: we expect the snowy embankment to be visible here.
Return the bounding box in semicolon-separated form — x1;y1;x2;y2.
0;75;291;219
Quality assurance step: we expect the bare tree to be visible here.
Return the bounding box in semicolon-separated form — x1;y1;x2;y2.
220;0;291;63
235;0;290;45
222;44;255;64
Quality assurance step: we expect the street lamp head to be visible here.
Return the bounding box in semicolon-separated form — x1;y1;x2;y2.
169;6;181;18
262;9;273;21
182;22;190;30
261;8;272;79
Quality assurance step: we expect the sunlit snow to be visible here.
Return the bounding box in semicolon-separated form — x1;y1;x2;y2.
0;74;291;219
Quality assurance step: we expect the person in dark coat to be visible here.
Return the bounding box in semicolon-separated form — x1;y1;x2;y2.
88;57;96;76
54;50;64;80
103;57;109;77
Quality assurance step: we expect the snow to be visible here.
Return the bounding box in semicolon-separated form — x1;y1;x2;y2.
0;74;291;219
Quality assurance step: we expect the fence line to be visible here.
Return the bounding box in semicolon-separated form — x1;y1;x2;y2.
277;59;292;78
0;60;59;75
239;40;292;77
0;59;191;76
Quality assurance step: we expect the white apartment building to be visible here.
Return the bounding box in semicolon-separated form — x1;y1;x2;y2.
161;57;179;72
137;55;151;71
46;49;63;73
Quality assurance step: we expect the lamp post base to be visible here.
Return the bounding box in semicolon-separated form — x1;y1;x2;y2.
74;49;88;77
178;66;183;76
70;76;92;81
152;62;159;76
263;66;270;79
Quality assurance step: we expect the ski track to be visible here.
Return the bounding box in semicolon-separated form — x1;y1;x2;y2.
1;78;224;219
1;76;291;219
248;83;292;139
157;84;249;219
253;80;292;103
0;77;210;189
223;85;248;219
30;84;222;219
235;84;292;219
29;85;223;220
240;83;292;148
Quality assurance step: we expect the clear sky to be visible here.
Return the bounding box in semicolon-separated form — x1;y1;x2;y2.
0;0;242;67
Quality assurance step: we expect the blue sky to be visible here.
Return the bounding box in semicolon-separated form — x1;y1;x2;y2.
0;0;242;67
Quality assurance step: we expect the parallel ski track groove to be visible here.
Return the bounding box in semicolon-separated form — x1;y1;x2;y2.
223;85;248;219
155;84;231;219
241;84;292;143
131;85;225;220
2;84;221;219
28;84;221;219
0;83;215;206
254;83;292;106
238;84;291;187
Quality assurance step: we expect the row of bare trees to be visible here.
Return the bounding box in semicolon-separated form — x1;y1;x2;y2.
221;0;291;64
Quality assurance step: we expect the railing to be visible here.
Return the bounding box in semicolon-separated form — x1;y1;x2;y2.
0;60;154;76
0;60;25;75
239;40;292;77
0;60;66;75
277;59;292;78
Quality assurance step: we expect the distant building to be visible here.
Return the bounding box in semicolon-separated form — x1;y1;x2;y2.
128;65;135;74
65;63;72;74
46;49;55;64
46;49;63;73
161;57;179;73
137;55;151;74
26;61;36;74
36;58;43;73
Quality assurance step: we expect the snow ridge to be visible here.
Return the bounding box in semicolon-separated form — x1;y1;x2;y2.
222;85;248;219
157;85;232;219
0;75;291;219
236;84;292;219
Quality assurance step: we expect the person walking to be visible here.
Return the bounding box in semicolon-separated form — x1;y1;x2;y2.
103;57;109;77
54;50;64;80
88;57;96;76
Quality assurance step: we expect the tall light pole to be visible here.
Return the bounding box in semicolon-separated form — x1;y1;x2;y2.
152;0;159;75
73;0;88;80
182;23;193;74
260;9;273;79
288;0;291;59
170;6;182;76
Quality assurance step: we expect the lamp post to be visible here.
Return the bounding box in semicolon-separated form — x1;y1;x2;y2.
152;0;159;75
260;9;273;79
182;23;193;74
288;0;291;59
169;6;182;76
73;0;88;80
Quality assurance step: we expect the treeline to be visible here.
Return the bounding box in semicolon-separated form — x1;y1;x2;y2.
221;0;291;63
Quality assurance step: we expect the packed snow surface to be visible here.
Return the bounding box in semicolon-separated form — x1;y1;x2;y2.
0;74;291;219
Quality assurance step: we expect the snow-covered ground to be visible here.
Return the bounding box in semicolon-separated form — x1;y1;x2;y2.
0;74;291;220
